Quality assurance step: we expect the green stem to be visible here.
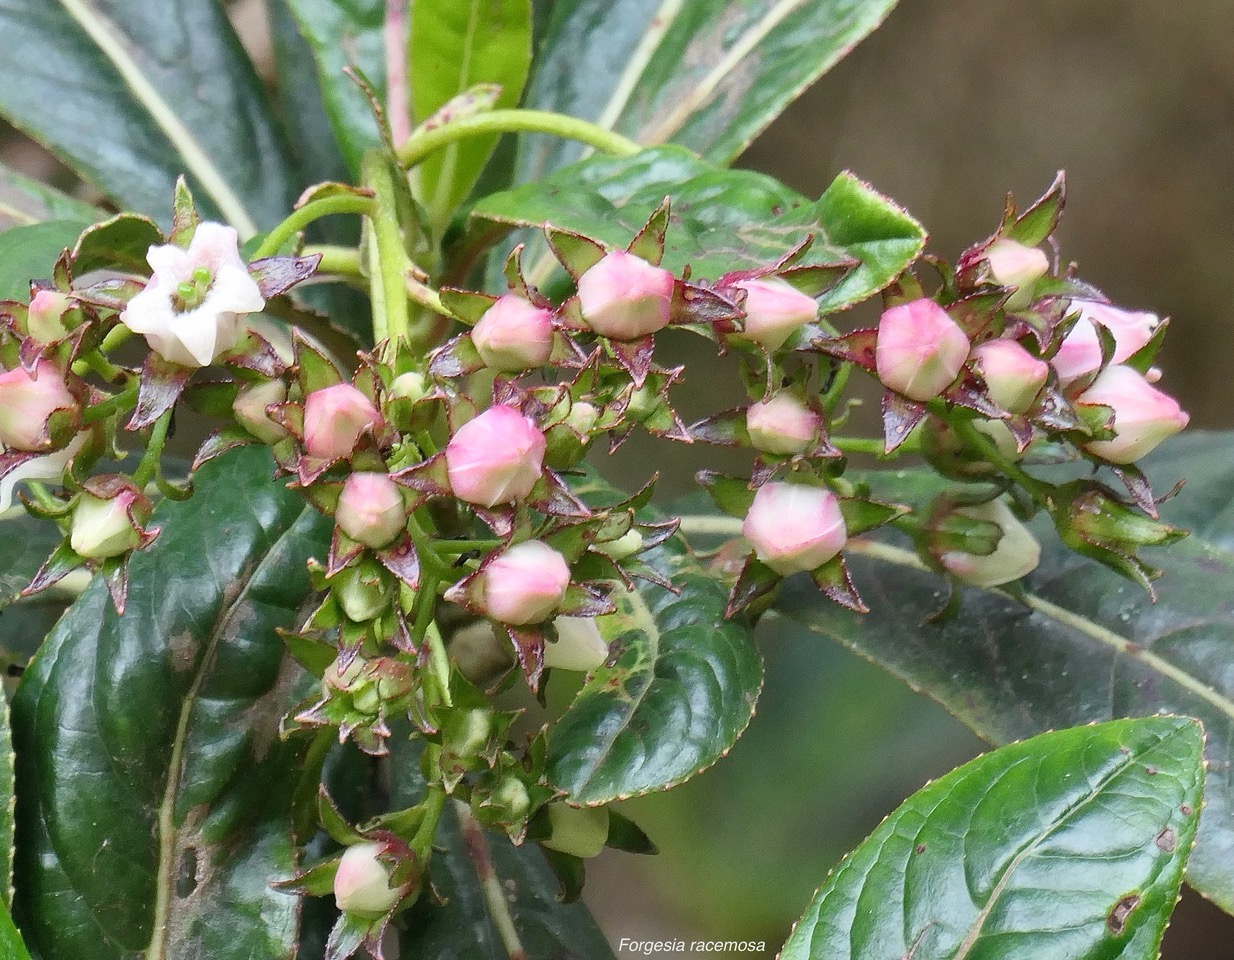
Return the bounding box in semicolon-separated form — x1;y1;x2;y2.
303;244;364;279
132;410;172;488
411;786;447;853
81;382;139;424
455;799;526;960
100;323;132;353
397;109;640;169
361;151;413;347
71;348;125;382
831;434;917;459
954;417;1052;505
425;621;452;709
434;538;503;556
252;194;376;260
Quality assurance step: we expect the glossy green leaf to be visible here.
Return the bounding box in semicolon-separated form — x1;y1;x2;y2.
0;164;100;232
0;221;92;302
410;0;533;227
0;692;13;908
767;430;1234;914
0;898;32;960
0;511;68;614
519;0;901;180
547;477;763;804
11;447;331;960
388;737;618;959
781;717;1204;960
474;145;925;307
284;0;386;176
0;0;293;236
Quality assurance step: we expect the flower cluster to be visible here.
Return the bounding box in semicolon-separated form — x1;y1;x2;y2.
0;175;1190;941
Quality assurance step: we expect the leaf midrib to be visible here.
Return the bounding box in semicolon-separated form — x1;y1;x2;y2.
951;723;1189;958
144;504;313;960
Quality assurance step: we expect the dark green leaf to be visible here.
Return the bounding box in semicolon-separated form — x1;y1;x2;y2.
11;447;331;960
0;0;294;234
0;163;100;232
72;213;162;274
409;0;533;228
547;475;763;804
283;0;386;176
474;146;924;308
0;898;33;960
388;737;617;960
519;0;902;180
0;512;67;614
781;717;1203;960
770;430;1234;914
0;221;92;301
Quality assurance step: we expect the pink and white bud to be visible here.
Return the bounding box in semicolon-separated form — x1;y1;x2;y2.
337;472;406;548
26;289;75;342
70;487;144;559
1076;364;1189;464
1052;300;1160;384
472;295;554;371
547;616;610;672
875;298;971;401
334;842;402;916
970;339;1049;414
985;238;1050;288
0;361;77;451
0;437;81;512
730;277;819;352
232;379;289;444
542;805;609;860
302;383;381;461
742;482;848;575
576;250;675;340
480;541;571;626
745;393;821;455
939;497;1041;587
121;222;265;367
445;405;545;507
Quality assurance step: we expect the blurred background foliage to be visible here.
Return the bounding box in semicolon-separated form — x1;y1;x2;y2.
2;0;1231;956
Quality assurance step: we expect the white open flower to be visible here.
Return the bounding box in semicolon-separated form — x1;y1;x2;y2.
121;222;265;367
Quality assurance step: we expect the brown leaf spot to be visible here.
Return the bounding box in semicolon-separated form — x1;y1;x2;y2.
1181;804;1194;815
914;843;927;855
1144;765;1158;775
1156;827;1177;852
1107;894;1141;935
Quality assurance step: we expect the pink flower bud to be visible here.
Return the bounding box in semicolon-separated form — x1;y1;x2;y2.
302;384;381;461
542;805;609;859
1076;364;1189;464
0;360;77;451
334;842;401;916
970;339;1049;414
939;497;1041;587
26;289;75;342
576;250;675;340
547;616;610;672
731;277;819;351
745;393;820;455
337;472;406;548
985;238;1050;288
70;487;145;559
742;482;847;575
232;379;289;444
875;298;970;401
472;295;554;371
1052;300;1159;384
445;406;545;507
480;541;571;626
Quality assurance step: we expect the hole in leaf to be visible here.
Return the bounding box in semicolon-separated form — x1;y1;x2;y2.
1107;893;1141;935
175;846;199;898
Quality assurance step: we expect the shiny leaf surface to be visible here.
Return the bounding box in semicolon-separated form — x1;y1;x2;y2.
520;0;901;179
474;146;924;306
547;477;763;804
769;430;1234;913
0;221;92;302
781;717;1204;960
0;0;293;235
11;448;330;960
